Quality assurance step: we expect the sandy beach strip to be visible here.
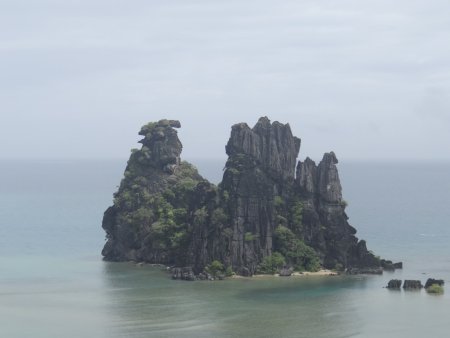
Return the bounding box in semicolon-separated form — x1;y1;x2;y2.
232;269;338;279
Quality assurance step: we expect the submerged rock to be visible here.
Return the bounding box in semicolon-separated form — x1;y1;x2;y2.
101;117;390;277
347;267;383;275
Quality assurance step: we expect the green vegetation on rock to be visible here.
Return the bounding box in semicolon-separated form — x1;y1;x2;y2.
426;284;444;294
225;266;234;277
244;232;256;242
257;252;286;274
274;225;321;272
102;118;387;279
205;260;224;278
289;200;304;234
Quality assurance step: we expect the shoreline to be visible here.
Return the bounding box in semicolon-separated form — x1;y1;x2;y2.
232;269;339;279
131;262;340;279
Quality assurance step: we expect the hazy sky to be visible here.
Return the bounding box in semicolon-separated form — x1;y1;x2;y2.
1;0;449;162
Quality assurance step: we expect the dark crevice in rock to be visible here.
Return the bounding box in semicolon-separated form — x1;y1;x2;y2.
102;117;394;277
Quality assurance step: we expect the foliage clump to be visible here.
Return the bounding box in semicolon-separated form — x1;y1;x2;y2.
225;266;234;277
111;142;321;273
205;260;224;278
289;200;304;234
426;284;444;294
110;149;210;265
244;232;256;242
257;252;286;274
274;225;321;272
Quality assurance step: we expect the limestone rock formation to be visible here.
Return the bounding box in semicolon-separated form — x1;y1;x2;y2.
381;259;403;270
387;279;402;289
171;267;196;281
102;117;389;277
424;278;444;289
220;117;301;274
102;119;205;263
403;280;423;289
279;267;294;277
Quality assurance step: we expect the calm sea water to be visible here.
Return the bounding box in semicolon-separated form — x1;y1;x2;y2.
1;159;449;338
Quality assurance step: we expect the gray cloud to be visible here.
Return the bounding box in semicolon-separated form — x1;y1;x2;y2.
1;0;450;162
415;87;450;123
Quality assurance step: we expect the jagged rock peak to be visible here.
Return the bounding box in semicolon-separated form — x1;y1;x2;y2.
102;118;390;276
137;119;182;173
296;157;317;194
225;116;301;180
317;152;342;203
296;152;342;204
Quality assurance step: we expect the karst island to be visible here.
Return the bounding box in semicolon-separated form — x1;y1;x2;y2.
102;117;399;280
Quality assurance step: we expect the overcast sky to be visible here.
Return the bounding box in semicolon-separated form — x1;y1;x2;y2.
1;0;449;162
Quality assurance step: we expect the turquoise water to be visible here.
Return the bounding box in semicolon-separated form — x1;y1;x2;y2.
1;160;449;337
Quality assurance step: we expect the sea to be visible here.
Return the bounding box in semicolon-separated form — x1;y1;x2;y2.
1;159;449;338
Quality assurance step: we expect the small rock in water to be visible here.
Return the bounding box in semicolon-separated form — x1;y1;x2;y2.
381;260;403;271
403;280;423;289
381;260;395;271
393;262;403;269
424;278;444;289
171;267;196;281
386;279;402;289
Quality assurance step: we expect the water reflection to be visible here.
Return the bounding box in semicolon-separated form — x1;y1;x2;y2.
101;262;368;338
102;262;220;337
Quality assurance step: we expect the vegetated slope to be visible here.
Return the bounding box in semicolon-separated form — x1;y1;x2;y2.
102;117;382;276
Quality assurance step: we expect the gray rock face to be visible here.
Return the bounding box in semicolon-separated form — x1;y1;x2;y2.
403;280;423;289
221;117;301;274
317;152;342;203
387;279;402;289
297;152;342;202
138;120;182;173
296;157;317;194
393;262;403;269
102;120;203;263
381;259;403;270
171;267;196;281
101;117;386;276
296;153;379;270
225;117;300;180
424;278;444;289
279;267;294;277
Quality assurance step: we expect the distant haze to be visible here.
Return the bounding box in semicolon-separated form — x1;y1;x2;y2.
1;0;449;162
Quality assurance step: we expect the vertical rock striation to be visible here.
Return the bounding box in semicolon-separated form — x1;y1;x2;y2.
220;117;300;274
295;152;378;269
102;119;204;263
102;117;386;276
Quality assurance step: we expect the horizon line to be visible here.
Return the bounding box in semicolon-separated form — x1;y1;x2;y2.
1;157;450;163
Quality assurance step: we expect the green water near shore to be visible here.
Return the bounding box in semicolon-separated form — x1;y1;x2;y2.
1;160;449;337
1;256;448;338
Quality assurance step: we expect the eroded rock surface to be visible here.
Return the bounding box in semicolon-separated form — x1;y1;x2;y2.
387;279;402;289
424;278;444;289
403;280;423;289
102;117;388;276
